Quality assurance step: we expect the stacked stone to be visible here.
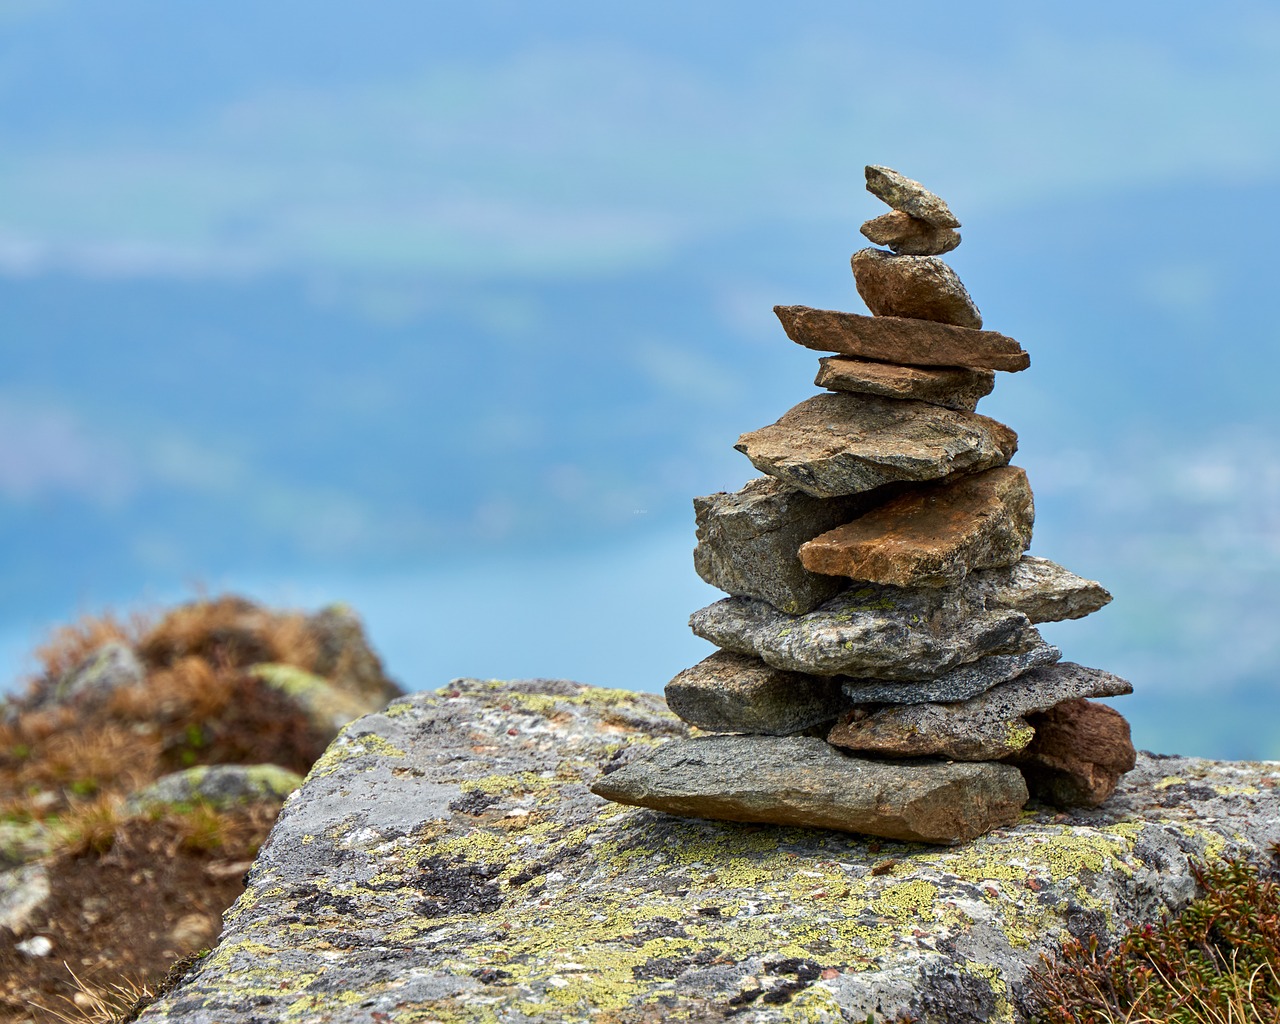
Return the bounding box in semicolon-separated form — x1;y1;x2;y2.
593;167;1138;845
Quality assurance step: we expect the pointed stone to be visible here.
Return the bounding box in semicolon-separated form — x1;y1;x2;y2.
776;305;1030;373
816;356;994;412
865;165;960;228
840;638;1061;705
798;466;1034;588
860;210;961;256
590;734;1027;844
1014;698;1137;808
664;651;847;735
852;248;982;329
735;392;1018;499
828;663;1133;762
971;555;1112;622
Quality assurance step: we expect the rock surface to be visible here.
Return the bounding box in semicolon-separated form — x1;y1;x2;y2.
693;476;884;614
776;304;1030;372
799;466;1034;588
124;764;305;814
816;355;994;412
735;392;1018;499
134;679;1280;1024
852;248;982;329
972;555;1113;622
865;165;960;227
594;734;1028;844
827;663;1134;762
1015;698;1138;808
839;638;1061;704
664;651;847;735
860;210;961;255
25;641;145;712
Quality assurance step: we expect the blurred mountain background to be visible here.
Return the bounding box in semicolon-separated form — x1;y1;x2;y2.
3;0;1280;757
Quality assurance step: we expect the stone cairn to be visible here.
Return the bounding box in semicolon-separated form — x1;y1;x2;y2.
593;166;1138;845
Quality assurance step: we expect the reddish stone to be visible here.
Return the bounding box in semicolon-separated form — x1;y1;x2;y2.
1014;698;1137;808
852;248;982;329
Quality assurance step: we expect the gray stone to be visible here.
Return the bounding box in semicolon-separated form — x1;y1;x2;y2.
593;734;1027;844
860;210;961;255
839;638;1061;704
852;248;982;329
865;165;960;227
776;304;1030;372
0;864;50;934
816;356;994;412
664;651;847;735
33;641;144;710
124;763;304;814
799;465;1034;588
735;392;1018;499
827;662;1134;761
693;476;888;614
132;678;1280;1024
306;603;403;706
973;554;1112;622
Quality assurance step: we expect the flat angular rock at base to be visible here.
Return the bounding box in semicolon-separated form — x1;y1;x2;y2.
735;392;1018;499
693;476;886;614
973;555;1112;622
865;165;960;228
816;356;994;412
1015;698;1137;808
777;304;1030;372
800;466;1034;588
840;638;1061;705
852;248;982;329
665;651;847;735
132;677;1280;1024
592;734;1026;844
828;663;1134;761
861;210;961;255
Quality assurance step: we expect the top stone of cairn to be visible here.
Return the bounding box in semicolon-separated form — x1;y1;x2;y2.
865;165;960;229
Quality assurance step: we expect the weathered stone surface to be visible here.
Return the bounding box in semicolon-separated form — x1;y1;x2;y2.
664;651;847;735
840;638;1061;705
828;662;1134;762
26;641;144;712
124;764;304;814
777;304;1030;372
735;392;1018;499
693;476;884;614
690;583;1042;679
860;210;961;255
134;678;1280;1024
799;466;1034;588
972;554;1112;622
852;248;982;329
593;734;1027;844
865;165;960;228
816;356;994;412
1015;698;1138;808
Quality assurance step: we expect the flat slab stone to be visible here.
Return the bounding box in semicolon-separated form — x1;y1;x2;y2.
816;356;994;412
860;210;961;256
852;248;982;329
799;466;1034;588
592;734;1026;844
972;555;1112;622
865;165;960;228
693;476;887;614
776;304;1030;372
840;638;1061;704
665;651;847;735
828;663;1134;762
1015;698;1137;808
735;392;1018;499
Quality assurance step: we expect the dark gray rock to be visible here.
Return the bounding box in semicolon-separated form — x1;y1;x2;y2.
839;638;1061;704
865;165;961;227
860;209;961;255
816;356;994;412
852;248;982;329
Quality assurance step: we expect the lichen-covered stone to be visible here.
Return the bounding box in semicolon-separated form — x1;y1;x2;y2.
735;392;1018;499
800;466;1034;588
248;662;380;737
860;210;961;255
664;651;847;735
776;304;1030;372
972;555;1112;622
852;248;983;329
840;638;1061;704
828;662;1134;761
28;641;144;711
816;356;994;412
132;679;1280;1024
1015;698;1138;808
593;734;1027;843
865;165;960;227
306;603;403;706
124;764;304;814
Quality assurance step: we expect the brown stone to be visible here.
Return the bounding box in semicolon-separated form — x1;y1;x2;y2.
735;392;1018;499
816;356;994;412
865;165;960;228
798;466;1034;588
860;210;961;256
852;248;982;329
1014;698;1137;808
775;305;1029;373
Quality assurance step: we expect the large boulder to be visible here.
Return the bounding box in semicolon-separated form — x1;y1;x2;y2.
135;679;1280;1024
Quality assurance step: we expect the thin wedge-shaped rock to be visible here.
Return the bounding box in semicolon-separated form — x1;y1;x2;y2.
840;639;1061;705
816;356;994;412
860;209;961;256
864;165;961;228
972;555;1112;622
